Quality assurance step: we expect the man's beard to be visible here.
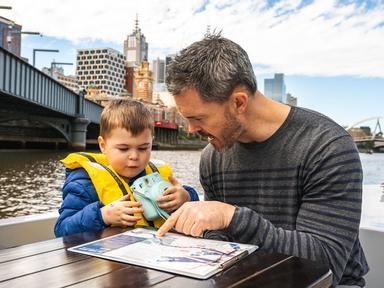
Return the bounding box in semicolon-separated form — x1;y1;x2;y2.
199;109;244;152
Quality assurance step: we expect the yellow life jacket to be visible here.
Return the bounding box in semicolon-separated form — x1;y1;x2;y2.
61;152;173;228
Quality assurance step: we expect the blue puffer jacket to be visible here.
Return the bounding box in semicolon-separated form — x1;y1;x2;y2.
54;168;199;237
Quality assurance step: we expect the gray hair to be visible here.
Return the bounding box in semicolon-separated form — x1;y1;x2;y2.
166;34;257;103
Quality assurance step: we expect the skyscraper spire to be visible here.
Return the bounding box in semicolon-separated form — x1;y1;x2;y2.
205;25;211;37
124;15;148;68
135;14;139;33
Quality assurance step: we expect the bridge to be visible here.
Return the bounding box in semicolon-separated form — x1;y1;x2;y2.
346;117;384;152
0;46;177;150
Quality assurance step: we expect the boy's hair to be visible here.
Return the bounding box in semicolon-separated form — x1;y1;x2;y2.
166;33;257;103
99;99;154;138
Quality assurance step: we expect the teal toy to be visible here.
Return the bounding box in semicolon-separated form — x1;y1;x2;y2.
131;172;171;221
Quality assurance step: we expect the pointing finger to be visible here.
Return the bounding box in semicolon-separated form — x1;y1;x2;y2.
157;207;182;237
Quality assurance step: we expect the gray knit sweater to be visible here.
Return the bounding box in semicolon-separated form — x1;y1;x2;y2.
200;106;368;287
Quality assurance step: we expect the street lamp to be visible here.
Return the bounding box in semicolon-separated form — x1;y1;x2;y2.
6;26;42;53
33;49;59;67
7;31;41;43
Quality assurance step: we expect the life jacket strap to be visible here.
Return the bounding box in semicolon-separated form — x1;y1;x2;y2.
148;161;159;173
76;152;129;196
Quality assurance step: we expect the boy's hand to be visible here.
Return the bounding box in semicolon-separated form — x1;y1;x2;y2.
157;175;191;212
101;194;143;227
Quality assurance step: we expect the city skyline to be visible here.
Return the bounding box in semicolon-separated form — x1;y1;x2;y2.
1;0;383;127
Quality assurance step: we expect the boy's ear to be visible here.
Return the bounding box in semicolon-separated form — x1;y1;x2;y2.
98;136;106;153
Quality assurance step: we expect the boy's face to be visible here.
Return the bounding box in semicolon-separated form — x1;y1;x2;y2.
98;127;152;179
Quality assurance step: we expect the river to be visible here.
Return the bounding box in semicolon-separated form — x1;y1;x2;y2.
0;150;383;219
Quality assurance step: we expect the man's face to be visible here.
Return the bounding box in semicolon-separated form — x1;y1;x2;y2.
98;127;152;179
174;89;244;152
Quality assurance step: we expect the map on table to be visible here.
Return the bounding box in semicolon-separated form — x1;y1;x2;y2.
68;227;258;279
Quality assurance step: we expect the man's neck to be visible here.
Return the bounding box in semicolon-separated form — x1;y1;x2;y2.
239;91;291;143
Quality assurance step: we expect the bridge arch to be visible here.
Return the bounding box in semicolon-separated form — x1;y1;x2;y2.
346;117;383;140
0;114;72;144
346;117;383;131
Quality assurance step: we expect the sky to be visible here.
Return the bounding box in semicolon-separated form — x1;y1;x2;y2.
1;0;383;128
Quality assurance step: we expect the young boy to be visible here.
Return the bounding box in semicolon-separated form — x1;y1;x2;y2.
54;100;199;237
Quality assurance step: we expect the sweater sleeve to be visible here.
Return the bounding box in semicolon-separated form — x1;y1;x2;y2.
183;185;200;201
54;180;107;237
204;136;364;285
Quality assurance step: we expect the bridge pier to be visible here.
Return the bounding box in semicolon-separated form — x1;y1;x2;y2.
71;118;90;151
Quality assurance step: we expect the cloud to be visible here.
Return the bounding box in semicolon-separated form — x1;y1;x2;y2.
2;0;384;77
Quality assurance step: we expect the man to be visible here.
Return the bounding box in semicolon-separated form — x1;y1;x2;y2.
158;34;368;287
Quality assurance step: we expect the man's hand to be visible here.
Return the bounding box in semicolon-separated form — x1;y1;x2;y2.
101;194;143;227
157;175;191;212
157;201;236;237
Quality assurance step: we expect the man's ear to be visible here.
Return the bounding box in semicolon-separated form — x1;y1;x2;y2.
231;90;248;114
98;136;106;153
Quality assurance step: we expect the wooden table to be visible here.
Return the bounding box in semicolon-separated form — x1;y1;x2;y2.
0;227;332;288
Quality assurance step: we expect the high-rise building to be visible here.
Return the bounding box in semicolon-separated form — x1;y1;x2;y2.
286;93;297;106
134;60;153;102
165;54;175;74
152;57;167;93
125;66;135;96
76;48;127;96
264;73;286;103
0;16;22;56
124;16;148;67
152;58;165;84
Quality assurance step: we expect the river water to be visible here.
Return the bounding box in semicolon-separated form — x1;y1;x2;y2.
0;150;382;219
